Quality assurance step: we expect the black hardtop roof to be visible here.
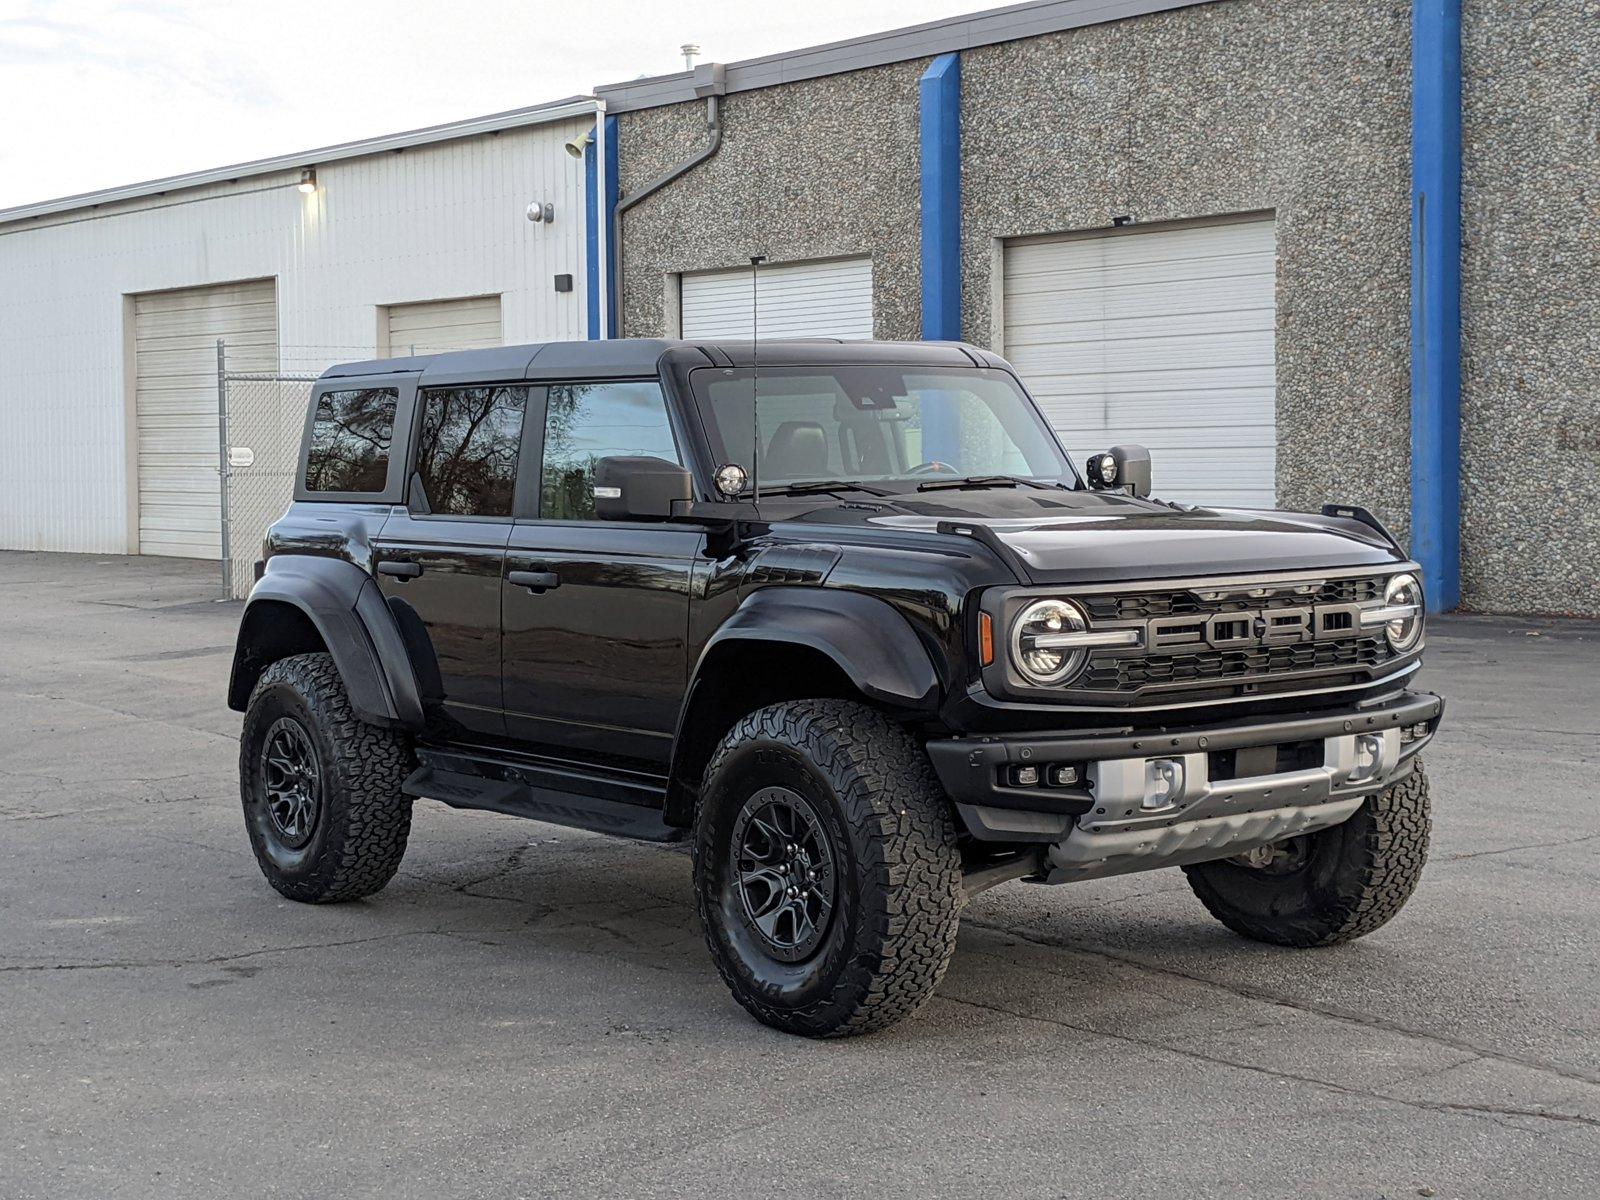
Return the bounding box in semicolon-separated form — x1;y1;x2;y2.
318;338;1004;384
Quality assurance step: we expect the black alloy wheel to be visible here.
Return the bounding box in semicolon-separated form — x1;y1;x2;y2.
730;787;837;963
260;716;322;849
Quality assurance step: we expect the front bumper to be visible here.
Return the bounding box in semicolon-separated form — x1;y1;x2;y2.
927;690;1442;879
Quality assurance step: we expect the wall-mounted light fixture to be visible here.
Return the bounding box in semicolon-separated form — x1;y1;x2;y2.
526;201;554;223
297;168;317;194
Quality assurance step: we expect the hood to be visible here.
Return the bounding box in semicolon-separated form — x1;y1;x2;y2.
783;487;1403;583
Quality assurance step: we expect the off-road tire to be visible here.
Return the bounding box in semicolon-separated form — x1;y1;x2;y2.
1183;762;1431;947
693;699;963;1038
240;652;413;903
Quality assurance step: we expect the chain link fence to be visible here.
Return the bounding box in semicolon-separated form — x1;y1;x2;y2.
219;363;318;599
215;339;505;598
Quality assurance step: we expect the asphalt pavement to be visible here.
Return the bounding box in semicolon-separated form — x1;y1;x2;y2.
2;550;1597;1199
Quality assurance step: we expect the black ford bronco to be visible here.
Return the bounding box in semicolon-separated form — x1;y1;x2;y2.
228;338;1440;1037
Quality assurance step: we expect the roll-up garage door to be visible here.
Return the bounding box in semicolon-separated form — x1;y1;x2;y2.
1002;216;1277;509
382;295;503;357
680;257;873;340
134;279;277;558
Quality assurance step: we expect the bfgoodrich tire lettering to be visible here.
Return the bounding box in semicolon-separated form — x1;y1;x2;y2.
239;652;413;903
693;699;963;1038
1183;762;1431;947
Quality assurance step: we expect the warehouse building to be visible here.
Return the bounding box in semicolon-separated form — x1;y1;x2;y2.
0;97;602;563
0;0;1594;617
594;0;1598;617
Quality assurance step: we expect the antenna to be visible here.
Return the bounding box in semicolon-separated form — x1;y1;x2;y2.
749;254;766;508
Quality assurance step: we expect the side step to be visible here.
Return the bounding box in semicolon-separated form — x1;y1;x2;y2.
403;751;683;843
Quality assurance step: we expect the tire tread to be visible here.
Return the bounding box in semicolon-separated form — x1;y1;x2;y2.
242;653;412;903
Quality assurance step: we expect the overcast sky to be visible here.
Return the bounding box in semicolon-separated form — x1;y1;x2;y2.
0;0;983;210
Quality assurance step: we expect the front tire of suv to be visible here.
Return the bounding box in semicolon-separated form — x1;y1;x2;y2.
1183;762;1431;947
239;652;414;903
693;699;963;1038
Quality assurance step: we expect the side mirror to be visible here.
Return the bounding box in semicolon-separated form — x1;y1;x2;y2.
1085;444;1151;499
594;456;694;521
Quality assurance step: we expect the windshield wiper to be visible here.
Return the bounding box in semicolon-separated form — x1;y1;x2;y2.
755;479;896;498
916;474;1062;493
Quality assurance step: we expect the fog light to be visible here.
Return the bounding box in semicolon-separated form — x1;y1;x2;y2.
1049;764;1080;787
1142;758;1184;809
1009;765;1041;787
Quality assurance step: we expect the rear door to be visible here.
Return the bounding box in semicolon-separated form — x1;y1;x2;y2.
501;379;703;773
373;383;530;742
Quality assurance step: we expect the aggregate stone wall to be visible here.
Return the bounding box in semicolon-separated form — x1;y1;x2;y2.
616;0;1416;544
1460;0;1600;615
615;60;927;342
959;0;1415;541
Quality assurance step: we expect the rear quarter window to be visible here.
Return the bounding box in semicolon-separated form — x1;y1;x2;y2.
305;387;398;493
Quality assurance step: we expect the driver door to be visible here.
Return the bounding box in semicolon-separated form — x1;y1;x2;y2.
501;379;703;774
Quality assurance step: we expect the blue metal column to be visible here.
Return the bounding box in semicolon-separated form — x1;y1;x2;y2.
919;52;962;463
584;115;620;340
1411;0;1462;611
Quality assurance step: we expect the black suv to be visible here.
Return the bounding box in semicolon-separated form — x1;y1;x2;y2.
228;338;1440;1037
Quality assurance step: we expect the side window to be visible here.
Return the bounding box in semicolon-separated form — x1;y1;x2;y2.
540;381;681;520
305;388;397;493
414;386;526;517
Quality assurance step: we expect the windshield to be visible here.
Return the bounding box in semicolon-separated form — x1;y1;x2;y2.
689;366;1073;491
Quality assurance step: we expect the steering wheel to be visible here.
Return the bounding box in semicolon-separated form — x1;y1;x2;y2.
907;460;959;476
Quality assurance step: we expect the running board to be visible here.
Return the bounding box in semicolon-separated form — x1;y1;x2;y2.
403;752;682;843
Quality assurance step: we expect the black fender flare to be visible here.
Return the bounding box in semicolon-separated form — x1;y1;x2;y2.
228;556;426;731
698;587;941;710
662;587;942;827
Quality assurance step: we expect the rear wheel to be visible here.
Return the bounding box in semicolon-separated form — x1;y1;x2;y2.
1183;763;1431;947
239;653;414;903
693;700;963;1038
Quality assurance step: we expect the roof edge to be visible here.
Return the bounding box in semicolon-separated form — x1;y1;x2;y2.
0;95;598;227
596;0;1218;112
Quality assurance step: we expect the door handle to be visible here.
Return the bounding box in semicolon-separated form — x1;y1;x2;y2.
378;560;422;580
507;569;560;593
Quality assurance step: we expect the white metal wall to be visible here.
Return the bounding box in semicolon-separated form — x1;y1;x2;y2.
381;295;503;357
135;280;277;558
0;116;591;554
1002;217;1278;509
680;257;873;340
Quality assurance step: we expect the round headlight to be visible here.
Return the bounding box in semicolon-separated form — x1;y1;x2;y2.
1010;598;1092;686
1383;572;1424;652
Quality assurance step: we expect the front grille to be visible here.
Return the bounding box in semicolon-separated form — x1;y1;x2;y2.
1056;570;1406;702
1081;575;1384;622
1080;636;1389;691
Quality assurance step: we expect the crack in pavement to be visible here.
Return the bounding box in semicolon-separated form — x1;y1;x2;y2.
4;690;237;744
960;918;1600;1092
937;992;1600;1135
1436;831;1600;864
0;927;523;974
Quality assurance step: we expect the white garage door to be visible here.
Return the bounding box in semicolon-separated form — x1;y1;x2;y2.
680;257;873;340
1003;216;1277;509
134;279;277;558
382;295;502;357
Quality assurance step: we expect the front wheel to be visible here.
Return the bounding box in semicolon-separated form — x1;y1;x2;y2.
693;700;963;1038
1184;763;1431;947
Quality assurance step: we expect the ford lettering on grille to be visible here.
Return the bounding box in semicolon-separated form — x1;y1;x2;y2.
1145;603;1366;651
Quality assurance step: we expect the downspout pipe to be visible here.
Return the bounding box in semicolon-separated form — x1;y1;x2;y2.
610;63;727;337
